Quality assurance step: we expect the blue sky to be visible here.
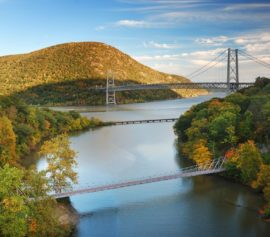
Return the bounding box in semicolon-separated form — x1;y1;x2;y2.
0;0;270;80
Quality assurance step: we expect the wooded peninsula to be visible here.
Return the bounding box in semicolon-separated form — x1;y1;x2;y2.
174;77;270;219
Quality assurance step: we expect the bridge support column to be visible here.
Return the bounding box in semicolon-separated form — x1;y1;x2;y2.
227;48;239;91
106;71;116;105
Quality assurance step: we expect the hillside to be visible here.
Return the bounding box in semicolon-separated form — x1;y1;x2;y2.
0;42;207;105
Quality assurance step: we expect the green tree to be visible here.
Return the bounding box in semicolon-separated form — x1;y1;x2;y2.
233;141;262;184
208;111;238;146
238;111;253;142
262;102;270;145
39;134;78;193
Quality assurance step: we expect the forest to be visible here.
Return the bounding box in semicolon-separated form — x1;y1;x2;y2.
0;96;102;236
174;77;270;218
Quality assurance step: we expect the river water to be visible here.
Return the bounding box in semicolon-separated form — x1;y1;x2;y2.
38;93;270;237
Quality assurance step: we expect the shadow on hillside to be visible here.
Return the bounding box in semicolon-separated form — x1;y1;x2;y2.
11;78;180;106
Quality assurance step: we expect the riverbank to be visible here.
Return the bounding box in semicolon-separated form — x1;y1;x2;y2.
174;77;270;220
56;198;80;236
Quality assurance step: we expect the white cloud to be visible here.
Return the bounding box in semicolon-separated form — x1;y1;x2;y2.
132;48;229;81
245;42;270;55
115;20;150;28
134;54;181;62
191;59;225;67
195;36;229;46
189;48;226;58
224;3;270;11
234;32;270;55
111;1;270;31
143;41;181;49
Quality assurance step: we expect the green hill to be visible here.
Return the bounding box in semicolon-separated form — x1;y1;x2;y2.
0;42;206;105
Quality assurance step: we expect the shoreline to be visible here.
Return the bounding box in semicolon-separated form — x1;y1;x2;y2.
56;198;80;236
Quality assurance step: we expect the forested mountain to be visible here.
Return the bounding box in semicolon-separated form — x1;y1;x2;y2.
0;42;206;105
174;77;270;218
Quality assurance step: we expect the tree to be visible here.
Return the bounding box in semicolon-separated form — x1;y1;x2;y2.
233;140;262;184
0;116;17;166
208;111;238;146
0;165;29;237
39;134;78;193
252;164;270;204
262;102;270;145
192;139;213;168
238;111;253;142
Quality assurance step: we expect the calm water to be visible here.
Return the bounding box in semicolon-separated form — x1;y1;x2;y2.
38;93;270;237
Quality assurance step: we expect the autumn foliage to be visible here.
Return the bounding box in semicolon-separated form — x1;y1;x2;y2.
174;77;270;208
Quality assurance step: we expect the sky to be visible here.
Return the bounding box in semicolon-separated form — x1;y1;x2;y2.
0;0;270;81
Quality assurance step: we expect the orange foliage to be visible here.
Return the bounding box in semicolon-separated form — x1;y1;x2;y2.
29;219;37;234
225;148;236;160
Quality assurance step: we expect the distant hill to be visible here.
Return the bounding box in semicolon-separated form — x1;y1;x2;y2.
0;42;207;105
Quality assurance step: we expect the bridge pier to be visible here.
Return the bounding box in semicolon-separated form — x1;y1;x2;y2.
106;70;116;105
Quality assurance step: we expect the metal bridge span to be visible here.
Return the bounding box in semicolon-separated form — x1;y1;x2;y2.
97;82;254;92
112;118;178;125
52;158;226;199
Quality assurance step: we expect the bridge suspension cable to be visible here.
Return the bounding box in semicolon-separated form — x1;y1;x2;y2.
186;49;227;79
238;49;270;70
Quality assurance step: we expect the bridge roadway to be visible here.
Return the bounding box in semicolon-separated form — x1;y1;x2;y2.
112;118;178;125
93;82;254;92
52;159;226;199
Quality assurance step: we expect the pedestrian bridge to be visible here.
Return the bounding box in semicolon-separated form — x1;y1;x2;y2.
52;158;226;199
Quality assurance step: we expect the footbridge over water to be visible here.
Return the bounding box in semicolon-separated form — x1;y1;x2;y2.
52;158;226;199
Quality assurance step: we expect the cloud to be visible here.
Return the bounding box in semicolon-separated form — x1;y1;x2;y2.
143;41;181;49
134;54;181;62
134;48;227;64
132;47;229;80
234;32;270;55
115;20;150;28
189;48;226;58
116;0;216;13
112;1;270;31
191;59;225;67
224;3;270;11
195;36;229;46
114;19;170;28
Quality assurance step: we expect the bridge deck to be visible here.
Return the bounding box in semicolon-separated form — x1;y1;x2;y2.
112;118;178;125
53;167;226;199
92;82;254;92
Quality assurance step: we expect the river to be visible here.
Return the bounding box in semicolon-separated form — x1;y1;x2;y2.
37;93;270;237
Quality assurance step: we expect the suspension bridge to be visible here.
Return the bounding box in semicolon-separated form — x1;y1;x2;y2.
99;48;270;104
52;158;226;199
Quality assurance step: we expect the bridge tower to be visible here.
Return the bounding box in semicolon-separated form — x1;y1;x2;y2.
227;48;239;90
106;70;116;105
